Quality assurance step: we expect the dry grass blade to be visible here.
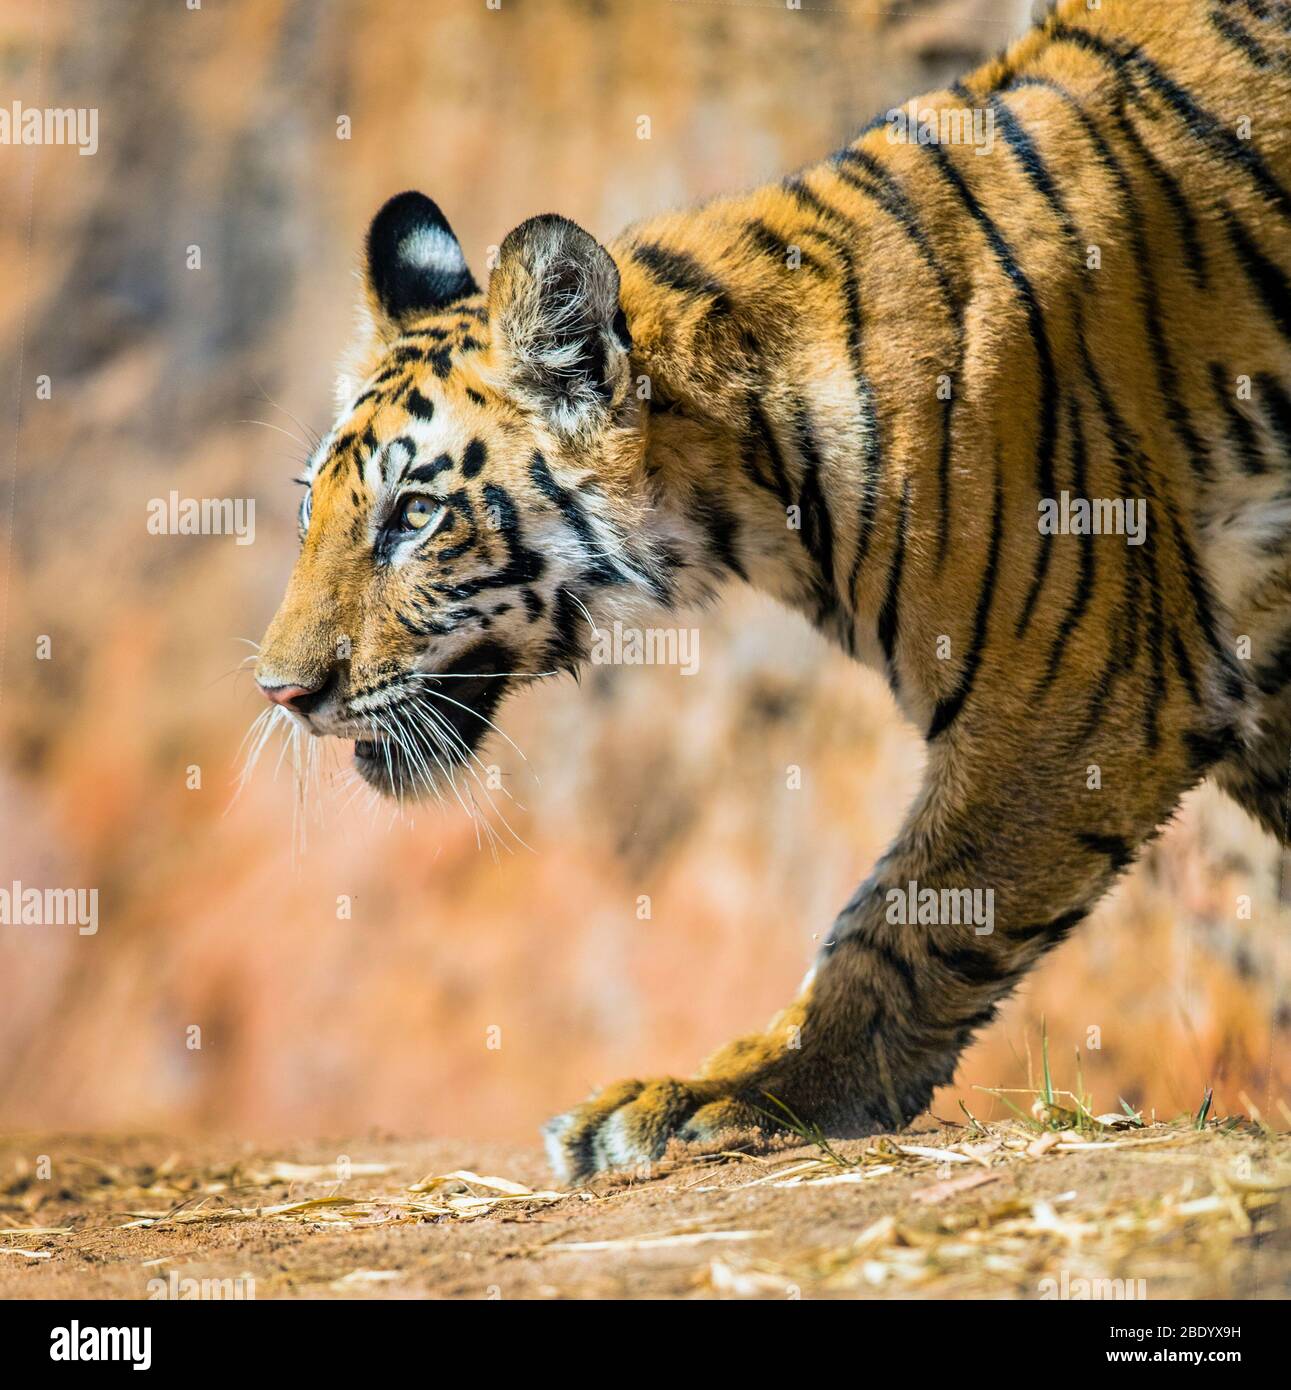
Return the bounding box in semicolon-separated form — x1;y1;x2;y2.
408;1170;545;1197
910;1171;1000;1205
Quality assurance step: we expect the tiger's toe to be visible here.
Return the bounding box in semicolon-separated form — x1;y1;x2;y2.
542;1077;770;1183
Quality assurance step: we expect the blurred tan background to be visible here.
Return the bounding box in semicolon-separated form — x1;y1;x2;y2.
0;0;1286;1148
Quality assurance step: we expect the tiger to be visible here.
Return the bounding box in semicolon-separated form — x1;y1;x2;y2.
254;0;1291;1182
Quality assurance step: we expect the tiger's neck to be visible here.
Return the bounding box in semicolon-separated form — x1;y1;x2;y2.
608;7;1117;724
615;224;935;703
609;161;981;718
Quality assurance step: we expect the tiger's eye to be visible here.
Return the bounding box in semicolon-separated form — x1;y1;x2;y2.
402;496;436;530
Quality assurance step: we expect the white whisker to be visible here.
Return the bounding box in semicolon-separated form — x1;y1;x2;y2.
563;589;600;638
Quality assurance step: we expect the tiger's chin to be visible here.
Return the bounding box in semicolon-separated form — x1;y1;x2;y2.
353;640;518;801
352;733;468;800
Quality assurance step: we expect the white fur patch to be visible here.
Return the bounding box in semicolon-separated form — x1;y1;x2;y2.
597;1108;650;1169
1203;475;1291;617
398;226;466;276
541;1113;576;1182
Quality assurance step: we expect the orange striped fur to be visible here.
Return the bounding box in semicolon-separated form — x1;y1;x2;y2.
256;0;1291;1178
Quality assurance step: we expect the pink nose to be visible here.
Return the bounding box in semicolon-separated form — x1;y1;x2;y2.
257;681;319;711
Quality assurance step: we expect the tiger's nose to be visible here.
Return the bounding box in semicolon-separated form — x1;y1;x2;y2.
257;680;324;713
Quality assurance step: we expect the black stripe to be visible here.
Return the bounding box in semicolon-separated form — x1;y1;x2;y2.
1185;724;1243;770
1102;106;1213;482
959;1004;1000;1034
743;218;825;274
830;150;965;320
461;438;488;480
1252;626;1291;694
1163;492;1245;694
521;588;544;623
988;95;1078;239
1071;339;1141;742
1222;204;1291;343
396;609;451;639
859;935;920;1003
528;451;622;588
1257;373;1291;458
793;404;839;621
923;142;1058;638
1209;363;1266;474
439;483;545;599
927;465;1003;739
1171;628;1202;706
933;391;954;572
1030;86;1207;745
406;452;455;485
1049;24;1291;220
1210;5;1276;67
1132;145;1210;291
822;154;961;571
990;77;1145;731
1002;74;1209;339
746;401;794;507
545;586;584;673
1078;325;1172;750
1011;905;1088;946
928;939;1005;987
1036;399;1095;693
986;94;1099;642
787;210;883;614
1000;76;1211;433
1075;831;1134;873
404;386;436;421
693;487;747;581
781;177;858;237
739;418;785;502
630;242;735;316
876;477;911;692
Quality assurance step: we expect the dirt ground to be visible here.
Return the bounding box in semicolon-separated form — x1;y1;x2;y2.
1;1119;1287;1301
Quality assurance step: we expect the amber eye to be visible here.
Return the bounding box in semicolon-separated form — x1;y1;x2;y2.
398;495;446;533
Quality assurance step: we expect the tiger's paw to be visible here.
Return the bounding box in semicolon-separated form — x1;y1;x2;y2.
542;1075;779;1183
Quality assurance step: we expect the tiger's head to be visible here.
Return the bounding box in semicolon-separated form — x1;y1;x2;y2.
254;191;673;800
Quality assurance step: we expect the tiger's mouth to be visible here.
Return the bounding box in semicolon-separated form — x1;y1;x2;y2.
353;641;517;799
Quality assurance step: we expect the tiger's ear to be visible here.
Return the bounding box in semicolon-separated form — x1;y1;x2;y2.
365;191;479;328
487;214;633;438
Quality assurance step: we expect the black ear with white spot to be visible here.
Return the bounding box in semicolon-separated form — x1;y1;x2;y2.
365;191;478;324
488;214;633;437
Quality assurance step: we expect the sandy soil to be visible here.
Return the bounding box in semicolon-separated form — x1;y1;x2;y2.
1;1122;1287;1301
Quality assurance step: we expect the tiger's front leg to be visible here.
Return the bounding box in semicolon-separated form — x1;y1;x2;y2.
543;745;1192;1183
